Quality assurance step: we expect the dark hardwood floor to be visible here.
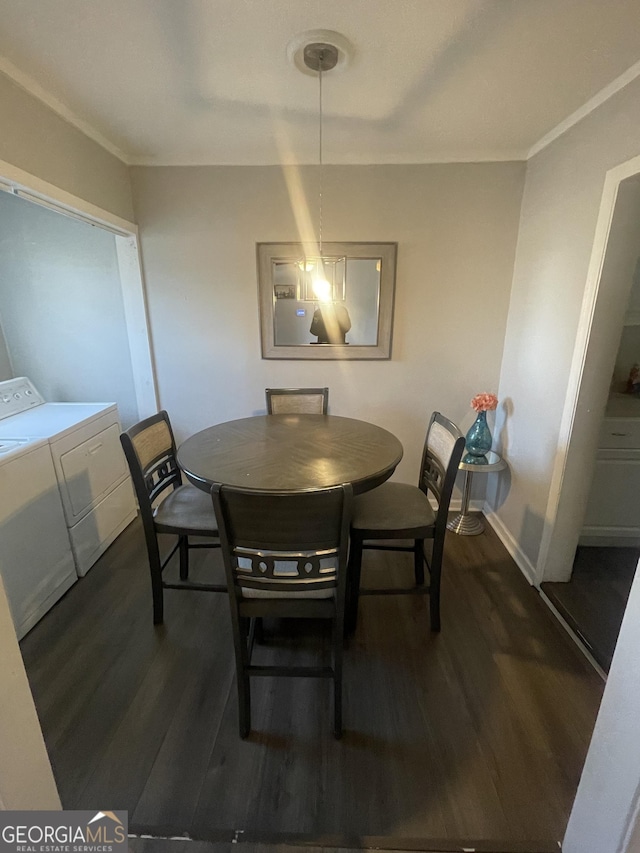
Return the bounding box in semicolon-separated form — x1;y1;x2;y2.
128;837;559;853
542;545;639;671
20;516;603;850
129;833;558;853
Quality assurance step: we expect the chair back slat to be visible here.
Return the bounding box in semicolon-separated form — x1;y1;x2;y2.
419;412;465;524
234;549;339;593
131;419;173;470
266;387;329;415
121;410;181;507
212;484;351;597
146;455;182;504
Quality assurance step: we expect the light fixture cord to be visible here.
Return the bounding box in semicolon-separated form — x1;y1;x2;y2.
318;57;324;258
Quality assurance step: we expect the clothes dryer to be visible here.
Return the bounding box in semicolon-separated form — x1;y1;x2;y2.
0;378;137;576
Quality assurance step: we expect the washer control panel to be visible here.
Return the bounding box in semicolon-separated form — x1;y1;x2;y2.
0;377;44;420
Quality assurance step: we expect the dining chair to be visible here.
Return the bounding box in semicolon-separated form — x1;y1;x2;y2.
211;482;352;739
346;411;465;633
265;387;329;414
120;410;225;624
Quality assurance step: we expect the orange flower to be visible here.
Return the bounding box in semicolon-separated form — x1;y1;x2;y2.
471;393;498;412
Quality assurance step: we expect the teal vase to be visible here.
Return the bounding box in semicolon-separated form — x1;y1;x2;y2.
465;410;492;457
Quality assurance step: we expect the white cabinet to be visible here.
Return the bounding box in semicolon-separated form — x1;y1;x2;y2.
597;416;640;447
580;417;640;545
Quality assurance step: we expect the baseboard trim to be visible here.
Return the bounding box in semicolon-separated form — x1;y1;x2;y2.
434;497;484;513
483;507;537;586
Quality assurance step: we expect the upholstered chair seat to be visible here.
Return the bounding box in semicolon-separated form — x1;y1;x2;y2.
154;483;218;534
351;481;436;536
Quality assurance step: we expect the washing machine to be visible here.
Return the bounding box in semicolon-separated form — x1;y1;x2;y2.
0;435;77;639
0;377;137;578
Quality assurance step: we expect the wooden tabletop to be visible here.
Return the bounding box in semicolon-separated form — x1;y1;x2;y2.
177;414;403;495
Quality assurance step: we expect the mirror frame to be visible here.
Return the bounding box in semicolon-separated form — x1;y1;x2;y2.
257;241;397;360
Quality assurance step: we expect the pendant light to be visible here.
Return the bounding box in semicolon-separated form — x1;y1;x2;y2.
303;41;339;301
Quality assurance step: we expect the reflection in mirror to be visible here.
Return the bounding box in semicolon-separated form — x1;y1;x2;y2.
273;257;380;347
258;243;396;360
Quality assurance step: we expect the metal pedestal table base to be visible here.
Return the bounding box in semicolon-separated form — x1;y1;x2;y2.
447;452;506;536
447;510;485;536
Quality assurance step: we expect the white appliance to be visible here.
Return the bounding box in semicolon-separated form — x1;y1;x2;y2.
0;378;137;577
0;435;77;639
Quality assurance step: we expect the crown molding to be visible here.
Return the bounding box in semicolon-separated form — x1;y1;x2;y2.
0;58;130;164
527;58;640;160
127;151;529;167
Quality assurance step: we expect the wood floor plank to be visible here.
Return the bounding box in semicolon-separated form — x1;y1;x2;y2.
321;614;450;837
450;529;603;752
390;603;513;837
75;567;230;813
132;575;236;826
21;523;164;803
434;528;601;840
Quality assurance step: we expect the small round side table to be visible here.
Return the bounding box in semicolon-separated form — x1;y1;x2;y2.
446;450;506;536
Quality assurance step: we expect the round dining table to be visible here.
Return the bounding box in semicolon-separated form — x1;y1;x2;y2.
177;414;403;495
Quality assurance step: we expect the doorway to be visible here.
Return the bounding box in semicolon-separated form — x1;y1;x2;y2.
538;167;640;670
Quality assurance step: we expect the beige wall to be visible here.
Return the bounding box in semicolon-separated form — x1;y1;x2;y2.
0;72;133;222
131;162;524;486
492;76;640;576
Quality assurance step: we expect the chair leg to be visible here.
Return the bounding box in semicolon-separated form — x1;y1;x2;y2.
147;542;164;625
414;539;425;585
333;675;343;739
429;539;444;632
238;673;251;739
346;535;364;634
179;536;189;580
233;616;252;738
333;607;344;738
254;616;264;644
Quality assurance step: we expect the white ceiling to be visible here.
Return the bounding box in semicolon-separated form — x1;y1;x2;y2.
1;0;640;166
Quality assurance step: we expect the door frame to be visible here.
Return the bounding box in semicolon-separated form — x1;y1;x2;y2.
0;157;158;419
536;152;640;583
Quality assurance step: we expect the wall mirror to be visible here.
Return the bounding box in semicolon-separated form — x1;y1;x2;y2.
257;242;397;359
